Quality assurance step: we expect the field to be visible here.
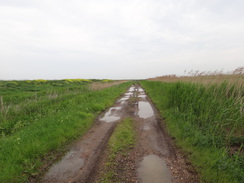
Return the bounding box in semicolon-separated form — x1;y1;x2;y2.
141;71;244;182
0;79;131;182
0;76;243;183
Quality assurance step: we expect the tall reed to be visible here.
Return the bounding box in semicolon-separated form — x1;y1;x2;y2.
141;80;244;183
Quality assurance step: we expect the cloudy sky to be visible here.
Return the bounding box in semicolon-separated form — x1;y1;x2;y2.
0;0;243;80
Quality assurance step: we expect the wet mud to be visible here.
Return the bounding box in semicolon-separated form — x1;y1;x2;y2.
41;85;198;183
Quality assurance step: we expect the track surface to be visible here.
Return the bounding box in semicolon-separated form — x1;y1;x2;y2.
41;85;198;183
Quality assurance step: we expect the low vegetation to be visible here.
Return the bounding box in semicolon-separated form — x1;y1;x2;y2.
100;118;135;183
140;79;243;183
0;80;131;182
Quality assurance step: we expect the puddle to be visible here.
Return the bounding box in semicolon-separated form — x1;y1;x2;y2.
120;101;125;104
119;96;130;101
143;125;150;130
125;92;133;96
129;87;135;92
138;101;154;119
100;106;121;122
44;150;84;182
138;94;147;98
137;154;172;183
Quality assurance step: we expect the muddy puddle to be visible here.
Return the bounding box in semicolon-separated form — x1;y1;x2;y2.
43;150;84;182
138;94;147;98
138;154;172;183
119;96;130;102
137;101;154;119
125;92;133;96
129;86;136;92
99;106;122;123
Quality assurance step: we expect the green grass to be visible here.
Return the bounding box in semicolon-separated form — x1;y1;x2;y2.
140;80;244;183
0;80;132;183
101;118;135;183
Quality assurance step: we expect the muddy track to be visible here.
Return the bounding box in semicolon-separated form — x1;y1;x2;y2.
41;85;198;183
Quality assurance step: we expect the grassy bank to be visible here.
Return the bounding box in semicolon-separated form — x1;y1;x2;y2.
0;80;131;182
100;118;135;183
140;80;243;183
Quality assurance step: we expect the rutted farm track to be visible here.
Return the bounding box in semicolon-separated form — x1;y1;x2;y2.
41;85;198;183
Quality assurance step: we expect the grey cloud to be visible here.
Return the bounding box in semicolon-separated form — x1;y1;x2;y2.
0;0;243;80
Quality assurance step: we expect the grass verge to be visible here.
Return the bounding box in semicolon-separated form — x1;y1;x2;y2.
140;80;243;183
0;81;132;183
100;118;135;183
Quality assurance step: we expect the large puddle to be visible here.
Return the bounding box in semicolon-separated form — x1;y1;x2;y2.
44;150;84;182
137;101;154;119
99;106;122;122
137;154;172;183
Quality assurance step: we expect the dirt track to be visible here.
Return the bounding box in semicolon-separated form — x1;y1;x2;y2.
41;85;198;183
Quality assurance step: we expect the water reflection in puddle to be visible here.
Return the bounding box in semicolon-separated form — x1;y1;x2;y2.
119;96;130;101
138;94;147;98
129;87;135;92
100;106;121;122
45;150;84;181
137;154;172;183
138;101;154;119
125;92;133;96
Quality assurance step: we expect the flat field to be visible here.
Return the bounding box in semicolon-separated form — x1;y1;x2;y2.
0;77;243;183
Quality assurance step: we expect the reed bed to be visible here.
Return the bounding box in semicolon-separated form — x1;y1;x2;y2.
141;67;244;182
149;67;244;89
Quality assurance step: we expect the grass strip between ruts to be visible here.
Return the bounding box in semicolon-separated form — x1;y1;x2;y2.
100;118;135;183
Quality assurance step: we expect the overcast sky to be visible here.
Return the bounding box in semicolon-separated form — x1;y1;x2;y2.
0;0;243;80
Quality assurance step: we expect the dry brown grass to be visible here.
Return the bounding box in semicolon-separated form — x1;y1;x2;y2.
89;81;127;90
148;67;244;113
148;67;244;88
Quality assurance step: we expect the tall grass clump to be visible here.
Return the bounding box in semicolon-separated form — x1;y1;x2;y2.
0;80;132;182
140;80;243;183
